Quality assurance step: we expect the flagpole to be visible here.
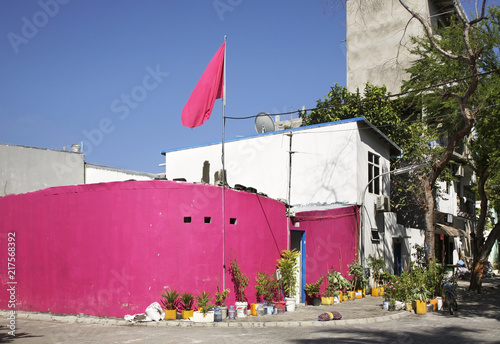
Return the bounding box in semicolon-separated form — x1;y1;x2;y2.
222;36;227;291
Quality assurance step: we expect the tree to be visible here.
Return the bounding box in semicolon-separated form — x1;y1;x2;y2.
329;0;498;267
395;1;498;265
300;82;406;143
465;9;500;291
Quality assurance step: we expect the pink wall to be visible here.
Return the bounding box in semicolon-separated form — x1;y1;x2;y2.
0;181;288;317
293;205;360;294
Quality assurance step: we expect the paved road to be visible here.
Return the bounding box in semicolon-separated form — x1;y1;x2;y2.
1;277;499;344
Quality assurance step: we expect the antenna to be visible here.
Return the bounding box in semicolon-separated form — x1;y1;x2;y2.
254;112;275;134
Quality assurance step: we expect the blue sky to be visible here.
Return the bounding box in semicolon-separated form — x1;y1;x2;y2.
0;0;346;173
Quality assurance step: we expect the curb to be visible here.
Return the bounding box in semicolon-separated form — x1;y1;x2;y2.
0;309;412;328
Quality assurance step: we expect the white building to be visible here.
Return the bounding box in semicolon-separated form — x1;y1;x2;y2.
162;117;413;272
84;163;157;184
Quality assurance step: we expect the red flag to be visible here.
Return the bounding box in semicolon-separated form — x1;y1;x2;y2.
182;43;225;128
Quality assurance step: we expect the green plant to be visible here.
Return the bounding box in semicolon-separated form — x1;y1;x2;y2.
326;267;351;297
411;285;431;302
304;277;323;298
425;259;444;298
398;271;413;303
160;288;180;310
215;274;230;307
228;253;249;302
276;249;300;298
347;257;368;291
367;254;386;287
215;288;230;307
379;271;393;287
180;292;195;311
195;291;213;314
255;271;279;303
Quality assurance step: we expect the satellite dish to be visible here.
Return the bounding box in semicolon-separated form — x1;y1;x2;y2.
254;112;275;134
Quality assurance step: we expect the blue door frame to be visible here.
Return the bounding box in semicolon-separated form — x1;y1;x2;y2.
291;230;306;303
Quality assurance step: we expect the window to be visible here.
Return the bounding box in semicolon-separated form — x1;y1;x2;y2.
368;152;380;194
371;229;381;242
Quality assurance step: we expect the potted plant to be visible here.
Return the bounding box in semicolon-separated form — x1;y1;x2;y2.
192;291;215;322
255;271;279;313
425;259;444;311
276;249;300;311
160;288;179;320
412;285;430;315
367;254;386;296
348;257;368;298
180;291;195;319
228;253;249;317
215;284;230;318
304;277;323;306
326;267;350;303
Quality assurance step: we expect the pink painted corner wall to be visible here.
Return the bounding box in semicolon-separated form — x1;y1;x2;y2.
0;181;288;317
294;205;360;293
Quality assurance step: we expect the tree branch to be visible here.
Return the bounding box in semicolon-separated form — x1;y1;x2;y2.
398;0;466;62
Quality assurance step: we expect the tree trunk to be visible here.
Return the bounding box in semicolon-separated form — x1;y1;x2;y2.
420;176;435;262
469;221;500;293
469;260;486;293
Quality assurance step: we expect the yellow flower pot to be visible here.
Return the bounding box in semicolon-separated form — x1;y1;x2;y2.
164;309;177;320
321;296;333;305
415;300;427;315
371;287;383;297
182;310;194;319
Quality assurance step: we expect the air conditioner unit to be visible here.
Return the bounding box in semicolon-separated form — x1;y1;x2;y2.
455;165;464;177
375;195;390;212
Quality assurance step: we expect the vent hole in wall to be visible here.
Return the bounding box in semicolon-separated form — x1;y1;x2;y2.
184;217;191;223
229;218;237;225
204;217;211;224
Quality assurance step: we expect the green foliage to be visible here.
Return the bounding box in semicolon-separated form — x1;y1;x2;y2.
347;257;368;290
366;255;386;287
304;277;323;298
411;285;431;302
160;288;179;310
195;291;213;314
325;267;351;297
300;83;405;144
180;292;195;311
215;288;230;307
255;271;279;303
425;259;445;298
276;249;301;298
228;253;249;302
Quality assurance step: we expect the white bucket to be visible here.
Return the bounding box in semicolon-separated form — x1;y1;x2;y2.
235;302;247;318
437;297;443;311
285;298;296;312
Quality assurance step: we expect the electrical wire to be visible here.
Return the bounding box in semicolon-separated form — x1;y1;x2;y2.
224;67;500;120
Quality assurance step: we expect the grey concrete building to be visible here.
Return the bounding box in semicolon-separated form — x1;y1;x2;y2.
0;143;85;196
346;0;459;94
